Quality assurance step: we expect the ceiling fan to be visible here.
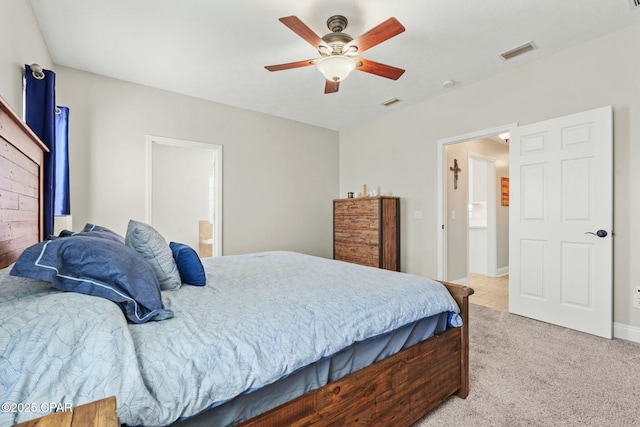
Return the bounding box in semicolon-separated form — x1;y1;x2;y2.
265;15;406;94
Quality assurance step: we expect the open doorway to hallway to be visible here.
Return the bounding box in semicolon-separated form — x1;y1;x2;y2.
437;124;515;312
467;152;509;312
147;135;223;258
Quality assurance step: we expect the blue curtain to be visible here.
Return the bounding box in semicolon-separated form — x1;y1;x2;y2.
25;65;70;236
54;106;70;215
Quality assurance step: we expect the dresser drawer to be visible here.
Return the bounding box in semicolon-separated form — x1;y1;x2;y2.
334;198;379;217
334;215;379;230
335;254;380;268
334;228;379;246
334;242;379;261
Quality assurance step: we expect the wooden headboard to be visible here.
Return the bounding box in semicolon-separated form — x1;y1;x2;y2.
0;96;48;269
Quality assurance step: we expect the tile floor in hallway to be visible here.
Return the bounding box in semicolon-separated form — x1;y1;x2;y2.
468;273;509;311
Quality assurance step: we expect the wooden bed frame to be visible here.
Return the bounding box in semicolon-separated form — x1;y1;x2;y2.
237;282;472;426
0;94;474;426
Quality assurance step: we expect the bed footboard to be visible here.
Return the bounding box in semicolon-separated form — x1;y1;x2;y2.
441;281;474;398
238;283;474;426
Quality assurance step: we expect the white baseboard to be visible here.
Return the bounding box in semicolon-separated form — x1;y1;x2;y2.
613;322;640;343
494;266;509;277
450;277;469;286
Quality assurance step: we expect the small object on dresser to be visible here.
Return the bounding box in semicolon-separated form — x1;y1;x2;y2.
348;192;354;198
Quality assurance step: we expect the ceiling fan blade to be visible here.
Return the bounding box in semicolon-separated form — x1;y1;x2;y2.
355;58;405;80
265;59;316;72
279;16;327;50
324;80;340;94
351;17;405;54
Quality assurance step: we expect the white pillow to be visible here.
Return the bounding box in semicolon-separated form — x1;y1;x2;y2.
125;220;182;290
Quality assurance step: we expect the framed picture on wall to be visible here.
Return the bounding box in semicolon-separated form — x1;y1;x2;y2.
501;177;509;206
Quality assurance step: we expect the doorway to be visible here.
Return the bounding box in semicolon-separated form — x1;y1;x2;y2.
437;107;612;336
467;153;509;311
146;135;223;257
437;124;515;310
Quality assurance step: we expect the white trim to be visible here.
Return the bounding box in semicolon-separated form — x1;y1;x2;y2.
467;151;497;277
146;135;223;257
613;322;640;343
494;266;510;277
449;277;469;286
437;123;517;281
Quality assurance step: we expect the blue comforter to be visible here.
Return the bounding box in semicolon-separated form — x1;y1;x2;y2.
0;251;460;426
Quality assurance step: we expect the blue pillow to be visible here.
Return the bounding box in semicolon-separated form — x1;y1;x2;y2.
81;223;125;244
169;242;206;286
10;236;173;324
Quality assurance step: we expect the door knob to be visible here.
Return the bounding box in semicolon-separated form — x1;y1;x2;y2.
585;230;607;238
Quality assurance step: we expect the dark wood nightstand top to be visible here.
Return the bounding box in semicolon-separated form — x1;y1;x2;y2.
14;396;118;427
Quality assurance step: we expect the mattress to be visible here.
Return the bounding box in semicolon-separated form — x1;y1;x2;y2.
0;251;461;426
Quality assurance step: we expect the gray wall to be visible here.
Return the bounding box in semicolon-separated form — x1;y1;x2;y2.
340;22;640;330
55;66;339;258
0;0;53;114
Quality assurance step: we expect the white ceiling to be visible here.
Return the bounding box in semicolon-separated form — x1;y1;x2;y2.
29;0;640;131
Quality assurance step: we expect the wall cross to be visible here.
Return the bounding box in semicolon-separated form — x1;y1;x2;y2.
450;158;462;190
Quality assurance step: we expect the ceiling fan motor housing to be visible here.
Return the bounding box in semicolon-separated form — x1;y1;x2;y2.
326;15;348;32
321;15;354;55
321;32;353;54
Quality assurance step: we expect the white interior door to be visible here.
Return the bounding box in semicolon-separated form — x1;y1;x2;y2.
509;106;612;338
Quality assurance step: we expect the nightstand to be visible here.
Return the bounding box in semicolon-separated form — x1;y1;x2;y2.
14;396;118;427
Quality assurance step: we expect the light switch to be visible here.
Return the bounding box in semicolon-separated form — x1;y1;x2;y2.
413;210;423;220
451;210;456;220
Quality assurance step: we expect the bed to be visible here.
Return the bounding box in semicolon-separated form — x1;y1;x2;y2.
0;95;474;427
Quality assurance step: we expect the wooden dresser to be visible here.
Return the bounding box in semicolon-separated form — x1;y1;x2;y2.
333;196;400;271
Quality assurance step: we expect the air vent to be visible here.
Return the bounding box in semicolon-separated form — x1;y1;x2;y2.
629;0;640;9
500;42;535;60
380;98;401;107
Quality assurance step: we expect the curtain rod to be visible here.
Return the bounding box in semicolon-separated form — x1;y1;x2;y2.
28;64;62;113
29;63;45;80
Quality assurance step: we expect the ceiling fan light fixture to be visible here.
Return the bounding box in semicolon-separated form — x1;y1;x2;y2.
345;45;358;56
317;55;356;82
318;45;331;56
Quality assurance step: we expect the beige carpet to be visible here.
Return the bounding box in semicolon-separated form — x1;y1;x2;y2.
414;304;640;427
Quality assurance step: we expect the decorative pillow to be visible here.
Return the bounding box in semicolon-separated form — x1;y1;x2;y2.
169;242;206;286
81;223;125;244
10;236;173;324
125;220;182;291
10;241;60;283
